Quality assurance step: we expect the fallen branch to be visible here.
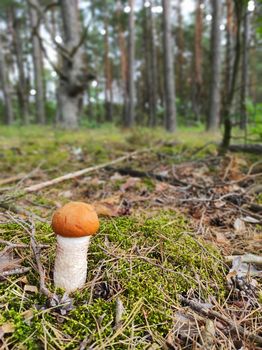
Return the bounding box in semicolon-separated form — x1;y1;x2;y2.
0;174;26;186
23;151;141;194
178;295;262;346
228;144;262;154
225;254;262;266
106;166;189;187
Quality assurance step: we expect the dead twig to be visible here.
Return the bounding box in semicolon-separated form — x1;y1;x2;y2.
178;295;262;346
106;166;189;187
29;221;54;299
0;266;31;278
23;150;145;193
6;213;53;299
225;254;262;266
0;239;49;249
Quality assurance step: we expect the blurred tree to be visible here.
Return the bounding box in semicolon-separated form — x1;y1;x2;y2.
162;0;176;132
28;0;46;124
104;15;113;122
240;6;250;130
221;0;248;150
192;0;203;122
9;4;29;124
125;0;136;127
207;0;222;131
57;0;88;128
0;32;14;124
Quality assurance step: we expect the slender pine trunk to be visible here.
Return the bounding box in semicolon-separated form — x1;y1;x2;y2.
162;0;176;132
207;0;222;131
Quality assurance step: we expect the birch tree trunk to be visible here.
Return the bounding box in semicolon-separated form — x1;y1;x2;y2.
57;0;87;128
28;0;46;124
125;0;135;127
0;33;13;125
162;0;176;132
207;0;222;131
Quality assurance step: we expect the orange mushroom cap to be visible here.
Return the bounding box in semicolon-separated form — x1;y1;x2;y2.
52;202;99;238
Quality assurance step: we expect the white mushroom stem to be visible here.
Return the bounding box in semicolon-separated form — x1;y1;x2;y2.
54;235;91;293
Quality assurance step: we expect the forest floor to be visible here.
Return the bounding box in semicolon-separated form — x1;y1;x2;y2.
0;126;261;350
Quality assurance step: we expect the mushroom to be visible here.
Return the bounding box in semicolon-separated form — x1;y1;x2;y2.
51;201;99;293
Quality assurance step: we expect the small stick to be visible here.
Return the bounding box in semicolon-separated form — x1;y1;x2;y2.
0;239;49;249
0;174;26;186
225;254;262;266
0;266;31;278
23;151;142;194
178;295;262;346
29;221;54;299
6;213;53;299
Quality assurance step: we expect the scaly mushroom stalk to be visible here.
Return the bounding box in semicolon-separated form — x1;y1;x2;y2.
52;202;99;293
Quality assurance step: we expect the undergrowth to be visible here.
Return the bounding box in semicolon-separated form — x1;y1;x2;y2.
0;211;226;349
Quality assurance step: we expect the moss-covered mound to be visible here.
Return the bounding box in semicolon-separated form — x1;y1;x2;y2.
0;211;226;349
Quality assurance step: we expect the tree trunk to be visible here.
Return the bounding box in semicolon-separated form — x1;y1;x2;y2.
0;33;13;125
125;0;135;127
192;0;203;122
116;0;128;124
224;0;234;103
221;1;244;151
28;0;46;124
104;16;113;122
10;7;29;124
162;0;176;132
144;0;157;127
240;9;249;130
57;0;87;128
176;0;185;104
207;0;222;131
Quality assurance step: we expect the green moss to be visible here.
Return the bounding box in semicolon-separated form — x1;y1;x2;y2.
0;210;226;349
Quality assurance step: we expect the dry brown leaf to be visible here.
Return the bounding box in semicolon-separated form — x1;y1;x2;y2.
0;250;22;273
22;309;34;325
155;182;170;192
233;218;246;234
94;202;119;217
24;285;38;294
120;177;140;191
215;232;229;244
0;322;15;335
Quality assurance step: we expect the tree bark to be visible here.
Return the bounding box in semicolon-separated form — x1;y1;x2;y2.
221;1;245;151
28;0;46;124
176;0;185;104
57;0;87;128
0;33;14;125
207;0;222;131
162;0;176;132
143;0;157;127
10;7;29;124
104;16;113;122
240;9;249;130
192;0;203;122
116;0;128;124
125;0;136;127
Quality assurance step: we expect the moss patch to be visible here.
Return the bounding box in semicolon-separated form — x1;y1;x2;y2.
0;211;226;349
